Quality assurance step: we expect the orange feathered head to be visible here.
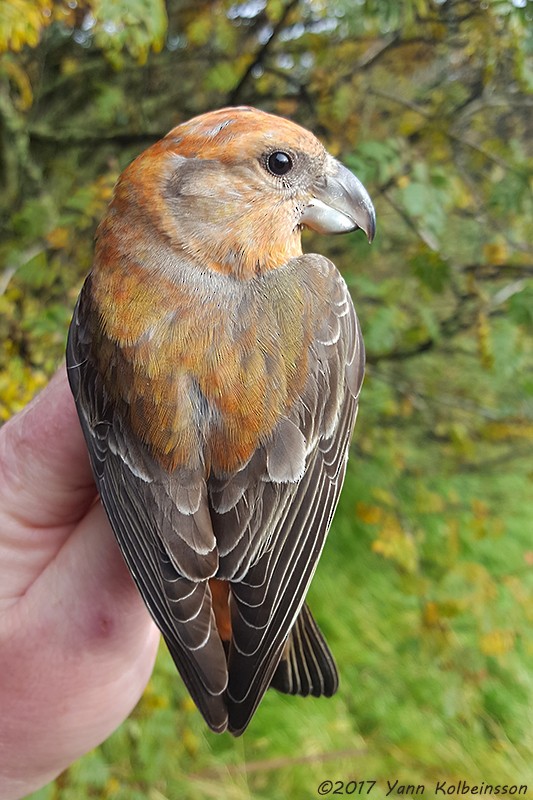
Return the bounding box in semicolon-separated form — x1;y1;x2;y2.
100;106;375;279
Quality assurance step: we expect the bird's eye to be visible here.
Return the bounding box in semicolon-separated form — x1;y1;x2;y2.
266;151;293;176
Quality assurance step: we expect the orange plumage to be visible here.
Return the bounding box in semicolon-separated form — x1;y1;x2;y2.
67;106;375;734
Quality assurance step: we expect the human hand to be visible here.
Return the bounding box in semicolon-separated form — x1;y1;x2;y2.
0;368;160;800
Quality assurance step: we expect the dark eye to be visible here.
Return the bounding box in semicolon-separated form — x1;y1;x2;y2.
267;151;293;176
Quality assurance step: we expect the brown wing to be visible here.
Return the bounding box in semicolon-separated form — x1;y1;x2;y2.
207;255;363;733
67;283;230;732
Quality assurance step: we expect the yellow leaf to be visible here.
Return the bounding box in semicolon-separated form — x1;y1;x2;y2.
181;696;196;713
187;14;212;46
371;514;418;573
414;485;445;514
480;629;515;657
447;518;460;560
472;498;489;518
483;420;533;441
140;679;169;711
60;57;80;77
422;601;443;629
398;110;421;136
46;226;69;250
103;777;121;797
483;240;508;266
475;309;493;368
0;0;53;53
182;727;200;757
3;60;33;109
399;394;415;417
356;502;383;525
397;175;410;190
371;487;397;507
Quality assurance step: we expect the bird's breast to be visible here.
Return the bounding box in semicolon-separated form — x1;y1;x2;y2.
90;256;317;476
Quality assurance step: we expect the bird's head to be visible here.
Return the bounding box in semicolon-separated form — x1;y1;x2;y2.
105;106;375;279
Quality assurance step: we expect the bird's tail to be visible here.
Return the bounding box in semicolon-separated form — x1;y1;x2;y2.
269;602;339;697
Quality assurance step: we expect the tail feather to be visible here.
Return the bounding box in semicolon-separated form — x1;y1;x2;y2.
269;603;338;698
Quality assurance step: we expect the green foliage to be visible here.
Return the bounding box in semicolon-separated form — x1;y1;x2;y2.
89;0;168;64
1;0;532;796
0;0;53;53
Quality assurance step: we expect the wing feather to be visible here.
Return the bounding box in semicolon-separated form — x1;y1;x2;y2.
211;261;362;734
67;293;229;732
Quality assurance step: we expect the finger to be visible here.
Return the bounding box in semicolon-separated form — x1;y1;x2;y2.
0;366;96;529
0;367;98;599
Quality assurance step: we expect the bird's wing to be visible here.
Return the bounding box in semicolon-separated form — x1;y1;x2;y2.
208;255;363;734
66;281;230;733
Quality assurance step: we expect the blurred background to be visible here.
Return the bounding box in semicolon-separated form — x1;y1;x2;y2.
1;1;532;797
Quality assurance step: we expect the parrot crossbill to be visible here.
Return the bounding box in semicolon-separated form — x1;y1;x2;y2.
67;106;375;735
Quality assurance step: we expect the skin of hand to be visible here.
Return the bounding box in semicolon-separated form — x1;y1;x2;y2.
0;369;160;800
67;106;376;736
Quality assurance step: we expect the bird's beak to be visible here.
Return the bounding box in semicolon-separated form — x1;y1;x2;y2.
300;158;376;242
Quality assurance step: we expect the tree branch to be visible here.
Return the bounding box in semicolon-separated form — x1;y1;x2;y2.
368;87;521;175
227;0;300;105
28;129;166;147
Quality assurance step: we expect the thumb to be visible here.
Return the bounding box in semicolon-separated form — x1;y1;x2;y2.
0;367;98;601
0;366;96;528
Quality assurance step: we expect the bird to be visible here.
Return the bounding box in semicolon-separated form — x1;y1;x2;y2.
66;106;375;735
